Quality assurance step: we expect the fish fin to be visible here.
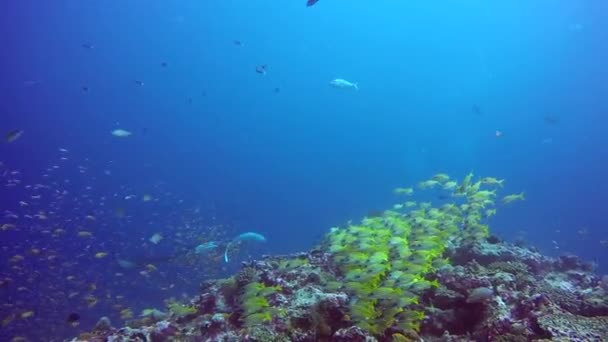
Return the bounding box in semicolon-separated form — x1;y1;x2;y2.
353;83;359;90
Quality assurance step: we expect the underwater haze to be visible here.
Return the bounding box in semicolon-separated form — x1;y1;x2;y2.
1;0;607;340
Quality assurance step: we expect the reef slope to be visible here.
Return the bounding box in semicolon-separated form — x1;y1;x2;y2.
72;240;608;342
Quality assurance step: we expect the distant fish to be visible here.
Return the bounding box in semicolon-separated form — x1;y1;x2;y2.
160;61;168;67
233;40;244;47
502;192;525;204
81;43;94;49
224;232;267;262
255;65;268;76
234;232;267;242
134;80;145;86
23;80;41;87
111;129;132;137
307;0;320;6
117;255;174;268
66;313;81;326
116;259;136;269
472;104;482;115
95;252;108;259
495;130;504;138
194;241;219;254
330;78;358;90
6;129;24;143
149;233;163;245
544;115;559;125
569;23;584;32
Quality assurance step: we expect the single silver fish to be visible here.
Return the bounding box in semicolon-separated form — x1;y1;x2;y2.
330;78;358;90
111;129;132;137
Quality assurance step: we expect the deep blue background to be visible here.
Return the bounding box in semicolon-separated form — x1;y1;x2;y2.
1;1;607;340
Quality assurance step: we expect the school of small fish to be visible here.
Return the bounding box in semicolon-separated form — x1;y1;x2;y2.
0;148;250;340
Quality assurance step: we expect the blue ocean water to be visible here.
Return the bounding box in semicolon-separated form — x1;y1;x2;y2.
1;1;607;340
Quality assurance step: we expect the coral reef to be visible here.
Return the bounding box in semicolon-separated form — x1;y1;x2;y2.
69;175;607;341
70;239;608;342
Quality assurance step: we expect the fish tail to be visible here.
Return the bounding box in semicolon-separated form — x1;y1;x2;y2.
224;243;230;263
354;83;359;90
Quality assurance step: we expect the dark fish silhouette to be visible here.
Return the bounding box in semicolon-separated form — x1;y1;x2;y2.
134;80;145;86
233;40;244;46
160;61;168;67
307;0;319;6
255;65;268;75
472;104;482;115
81;43;94;49
544;115;559;125
66;312;80;325
6;129;24;143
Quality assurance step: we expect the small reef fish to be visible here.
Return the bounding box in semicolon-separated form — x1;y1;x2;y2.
481;177;504;187
255;65;268;75
66;312;81;326
431;173;450;182
149;233;163;245
116;259;136;269
330;78;358;90
140;308;168;320
77;231;93;238
306;0;319;6
502;192;525;204
443;181;458;190
394;187;414;196
95;252;108;259
6;130;24;143
20;311;35;319
111;129;132;137
194;241;219;254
